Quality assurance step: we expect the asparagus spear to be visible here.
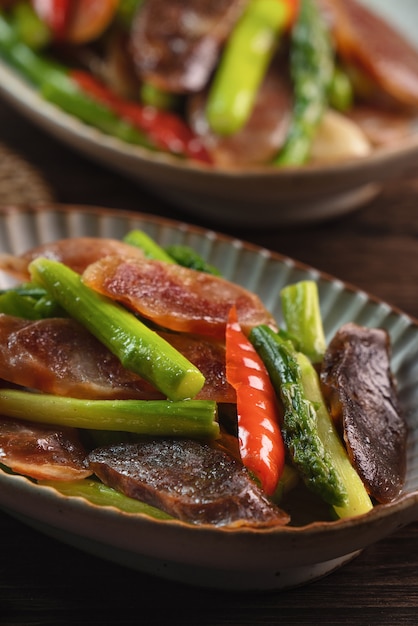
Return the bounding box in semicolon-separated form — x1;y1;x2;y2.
29;258;206;401
280;280;326;363
275;0;334;165
297;352;373;518
38;479;173;519
0;389;219;439
249;325;347;507
205;0;291;136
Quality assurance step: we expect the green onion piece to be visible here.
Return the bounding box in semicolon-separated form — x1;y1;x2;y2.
280;280;326;363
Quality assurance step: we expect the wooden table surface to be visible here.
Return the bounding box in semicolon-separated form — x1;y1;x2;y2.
1;95;418;625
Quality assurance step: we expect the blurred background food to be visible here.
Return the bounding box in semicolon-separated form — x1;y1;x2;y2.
0;0;417;168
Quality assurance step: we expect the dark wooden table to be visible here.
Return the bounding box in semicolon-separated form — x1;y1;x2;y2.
1;95;418;625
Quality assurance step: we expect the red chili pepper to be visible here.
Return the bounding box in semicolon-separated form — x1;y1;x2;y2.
225;306;285;496
70;70;213;164
32;0;73;40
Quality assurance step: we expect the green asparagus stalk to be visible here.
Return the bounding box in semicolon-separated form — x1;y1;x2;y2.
297;352;373;518
29;258;206;401
249;325;347;507
274;0;334;165
38;479;173;519
0;389;219;439
280;280;326;363
205;0;290;136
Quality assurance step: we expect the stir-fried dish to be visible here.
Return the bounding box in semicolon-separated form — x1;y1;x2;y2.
0;232;408;527
1;0;418;168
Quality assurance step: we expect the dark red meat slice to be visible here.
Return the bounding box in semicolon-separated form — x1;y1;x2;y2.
88;438;289;527
160;332;235;403
0;315;234;402
346;105;418;148
320;0;418;108
130;0;249;93
320;322;407;504
0;314;162;399
82;256;276;339
0;415;90;480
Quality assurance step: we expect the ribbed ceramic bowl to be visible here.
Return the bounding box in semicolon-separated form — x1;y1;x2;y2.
0;204;418;591
0;0;418;226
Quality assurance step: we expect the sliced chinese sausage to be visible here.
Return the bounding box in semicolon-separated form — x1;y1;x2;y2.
0;315;234;402
82;256;276;339
0;315;162;400
88;438;290;527
0;237;145;281
319;0;418;108
159;331;235;403
346;105;418;148
320;322;407;504
130;0;249;93
0;416;91;481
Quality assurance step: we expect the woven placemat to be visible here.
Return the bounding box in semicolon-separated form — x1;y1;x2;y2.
0;143;54;206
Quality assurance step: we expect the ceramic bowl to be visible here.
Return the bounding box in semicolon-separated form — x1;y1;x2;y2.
0;203;418;591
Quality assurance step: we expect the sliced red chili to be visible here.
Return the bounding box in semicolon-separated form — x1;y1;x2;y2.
225;306;285;496
70;69;213;164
